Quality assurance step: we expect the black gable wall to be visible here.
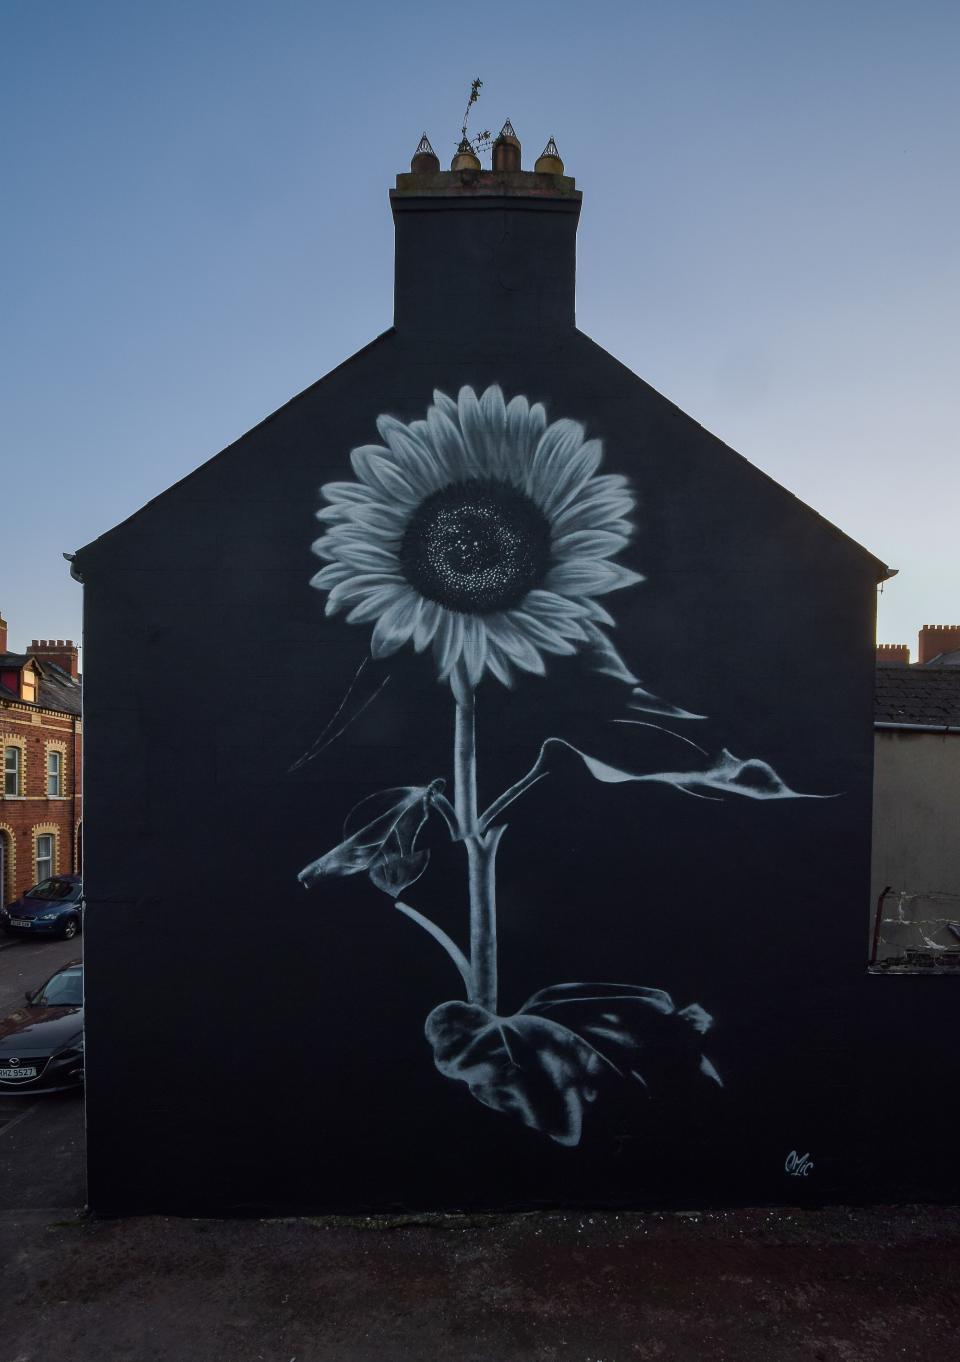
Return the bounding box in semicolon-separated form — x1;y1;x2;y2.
75;164;956;1215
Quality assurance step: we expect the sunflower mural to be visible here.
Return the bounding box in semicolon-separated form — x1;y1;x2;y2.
298;385;826;1147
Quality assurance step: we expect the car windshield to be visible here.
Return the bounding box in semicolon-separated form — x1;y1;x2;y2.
33;968;83;1007
26;879;77;901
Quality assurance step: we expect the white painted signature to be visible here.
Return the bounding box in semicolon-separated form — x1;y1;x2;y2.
785;1149;814;1177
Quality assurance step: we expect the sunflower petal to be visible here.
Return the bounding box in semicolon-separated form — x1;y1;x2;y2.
426;405;470;483
485;616;547;675
350;447;420;504
551;491;636;535
375;416;442;499
309;562;354;590
522;589;593;619
478;384;508;478
432;389;459;423
582;598;617;626
527;419;586;506
370;590;422;658
326;502;408;535
408;419;455;494
321;480;380;505
433;609;465;678
540;439;605;518
508;610;578;655
310;534;339;562
552;529;632;559
544;560;645;596
327;541;401;572
413;599;442;652
345;584;409;624
325;573;405;615
457;385;487;475
483;641;514;687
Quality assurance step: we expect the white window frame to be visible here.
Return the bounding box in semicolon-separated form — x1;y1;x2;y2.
47;748;63;797
36;833;54;884
4;745;21;797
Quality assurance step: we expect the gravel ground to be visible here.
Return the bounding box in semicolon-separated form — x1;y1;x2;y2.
2;1203;959;1361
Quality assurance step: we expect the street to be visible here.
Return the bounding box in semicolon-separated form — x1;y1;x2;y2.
0;930;85;1210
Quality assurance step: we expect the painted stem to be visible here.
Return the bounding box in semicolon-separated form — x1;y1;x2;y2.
454;684;501;1012
394;901;474;994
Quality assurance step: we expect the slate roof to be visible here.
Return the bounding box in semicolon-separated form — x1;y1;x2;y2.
0;655;81;717
875;666;960;729
922;649;960;668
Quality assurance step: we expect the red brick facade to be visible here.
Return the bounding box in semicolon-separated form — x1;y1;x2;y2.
0;612;82;908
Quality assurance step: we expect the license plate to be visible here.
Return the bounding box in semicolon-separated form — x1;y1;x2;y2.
9;919;31;928
0;1067;37;1079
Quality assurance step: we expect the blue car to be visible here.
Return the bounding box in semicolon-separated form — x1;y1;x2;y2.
1;874;83;940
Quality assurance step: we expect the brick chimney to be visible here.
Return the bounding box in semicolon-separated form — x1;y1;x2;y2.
918;625;960;665
0;612;7;654
29;638;80;680
876;643;909;666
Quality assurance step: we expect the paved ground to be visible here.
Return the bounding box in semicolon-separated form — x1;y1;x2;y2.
2;1203;959;1361
0;926;82;1012
2;934;959;1361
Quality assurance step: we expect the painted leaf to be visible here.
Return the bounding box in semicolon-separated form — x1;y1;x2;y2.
368;843;430;897
298;781;443;889
629;686;707;721
547;739;826;802
425;1000;605;1147
425;983;722;1146
520;983;723;1091
582;621;640;685
580;621;707;720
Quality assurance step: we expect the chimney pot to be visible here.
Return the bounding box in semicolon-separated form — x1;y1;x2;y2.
450;138;481;173
492;119;521;173
534;137;564;175
410;133;440;176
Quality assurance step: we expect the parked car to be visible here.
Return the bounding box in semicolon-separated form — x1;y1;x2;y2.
0;960;84;1094
0;874;83;939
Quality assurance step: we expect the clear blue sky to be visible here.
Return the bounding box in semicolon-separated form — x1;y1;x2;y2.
2;0;957;661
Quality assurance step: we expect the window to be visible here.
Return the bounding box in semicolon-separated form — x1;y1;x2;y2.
36;834;54;884
47;749;63;796
21;668;37;703
4;746;21;797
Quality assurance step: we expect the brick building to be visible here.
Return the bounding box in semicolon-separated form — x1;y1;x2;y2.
0;611;83;908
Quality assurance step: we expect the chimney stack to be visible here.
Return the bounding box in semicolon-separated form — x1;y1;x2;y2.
918;625;960;665
392;129;580;336
0;612;7;654
876;643;909;666
29;637;80;680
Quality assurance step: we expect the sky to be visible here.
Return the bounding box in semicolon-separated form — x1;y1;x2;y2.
2;0;957;661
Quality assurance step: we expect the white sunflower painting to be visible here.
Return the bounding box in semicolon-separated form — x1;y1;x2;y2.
298;384;828;1148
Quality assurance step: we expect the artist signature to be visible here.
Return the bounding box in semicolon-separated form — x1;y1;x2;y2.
785;1149;815;1177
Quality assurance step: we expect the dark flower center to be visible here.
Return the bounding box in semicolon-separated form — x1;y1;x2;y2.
400;478;551;614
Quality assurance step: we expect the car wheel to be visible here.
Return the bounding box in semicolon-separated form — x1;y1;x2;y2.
62;917;79;940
